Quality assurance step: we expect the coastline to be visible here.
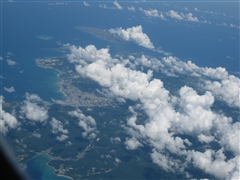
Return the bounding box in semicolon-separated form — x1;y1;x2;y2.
36;58;67;99
26;151;74;180
59;80;67;98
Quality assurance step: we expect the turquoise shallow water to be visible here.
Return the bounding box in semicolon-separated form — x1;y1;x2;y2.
26;153;72;180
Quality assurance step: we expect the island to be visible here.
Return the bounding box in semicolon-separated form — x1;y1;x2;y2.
36;35;54;40
75;26;125;43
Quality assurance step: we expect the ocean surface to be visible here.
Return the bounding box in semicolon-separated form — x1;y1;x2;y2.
2;3;238;102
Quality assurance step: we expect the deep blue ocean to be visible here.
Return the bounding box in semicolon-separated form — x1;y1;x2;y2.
2;2;239;101
1;2;239;180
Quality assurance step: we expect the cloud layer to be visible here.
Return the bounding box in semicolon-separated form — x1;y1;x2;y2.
66;44;239;179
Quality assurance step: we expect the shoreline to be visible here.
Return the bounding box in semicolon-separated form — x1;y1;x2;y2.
36;59;67;100
59;80;67;98
26;151;74;180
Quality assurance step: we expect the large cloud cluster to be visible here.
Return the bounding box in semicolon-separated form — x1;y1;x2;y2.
133;55;240;108
108;26;154;49
66;44;239;179
162;57;240;108
0;96;19;134
20;93;49;122
68;109;97;139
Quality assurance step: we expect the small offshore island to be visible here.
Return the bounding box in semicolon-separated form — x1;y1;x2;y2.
75;26;125;43
36;35;54;40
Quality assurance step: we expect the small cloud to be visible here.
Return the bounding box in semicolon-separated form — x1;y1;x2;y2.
125;137;142;150
166;10;198;22
0;56;3;61
226;56;234;60
4;86;15;93
83;1;90;6
0;96;19;134
66;141;73;146
50;117;69;134
20;93;48;122
127;6;135;11
166;10;184;20
194;7;198;11
32;131;41;138
55;2;67;5
7;52;14;56
230;23;240;29
56;134;69;141
186;13;199;22
139;7;165;20
6;52;14;58
99;4;114;9
115;157;121;164
110;137;121;144
113;1;123;10
6;59;17;66
216;22;227;27
68;109;97;139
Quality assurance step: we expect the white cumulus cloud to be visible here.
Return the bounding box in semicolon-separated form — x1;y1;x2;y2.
20;93;48;122
166;10;184;20
113;1;122;10
56;134;69;141
6;59;17;66
127;6;135;11
125;137;142;150
135;55;239;108
4;86;15;93
108;25;154;49
68;109;97;139
166;10;199;22
50;117;69;134
139;7;165;20
0;96;19;134
83;1;89;6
